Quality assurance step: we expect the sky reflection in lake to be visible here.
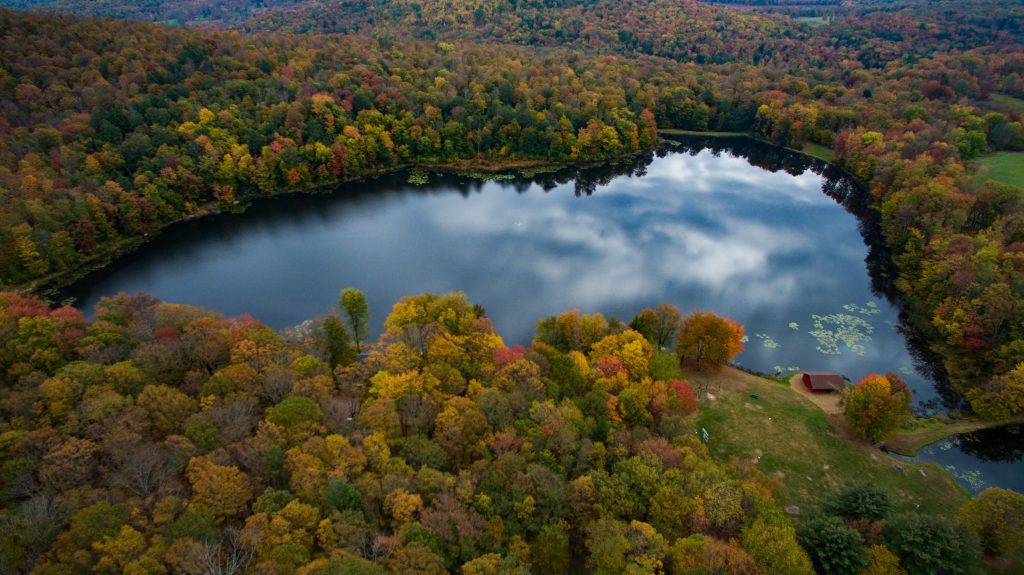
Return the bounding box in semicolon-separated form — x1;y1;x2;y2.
65;141;939;402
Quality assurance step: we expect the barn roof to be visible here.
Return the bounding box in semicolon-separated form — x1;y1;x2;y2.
803;372;846;391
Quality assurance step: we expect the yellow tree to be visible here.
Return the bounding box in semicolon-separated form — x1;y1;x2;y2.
187;456;252;519
957;488;1024;556
844;374;910;442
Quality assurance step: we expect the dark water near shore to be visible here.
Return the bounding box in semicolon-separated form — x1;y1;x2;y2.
63;137;1024;492
895;424;1024;494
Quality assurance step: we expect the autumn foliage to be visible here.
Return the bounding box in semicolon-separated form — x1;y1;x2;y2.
844;374;912;442
1;0;1023;415
0;290;819;574
673;311;746;372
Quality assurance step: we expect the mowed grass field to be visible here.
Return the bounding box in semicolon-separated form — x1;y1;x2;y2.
974;152;1024;190
651;357;971;520
988;93;1024;115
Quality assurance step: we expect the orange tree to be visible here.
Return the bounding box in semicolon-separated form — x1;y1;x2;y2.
673;311;745;372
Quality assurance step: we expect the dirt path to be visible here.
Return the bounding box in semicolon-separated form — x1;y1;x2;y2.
788;374;843;414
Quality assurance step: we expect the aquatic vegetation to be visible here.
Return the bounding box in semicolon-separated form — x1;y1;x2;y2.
457;171;517;181
773;365;801;374
809;313;874;356
788;322;800;330
843;301;881;315
407;168;429;185
945;465;986;492
518;166;561;178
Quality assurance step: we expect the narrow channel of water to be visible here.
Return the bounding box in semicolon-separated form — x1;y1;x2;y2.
897;425;1024;495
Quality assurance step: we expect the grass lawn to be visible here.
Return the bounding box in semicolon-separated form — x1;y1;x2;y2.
987;93;1024;115
659;128;747;138
795;16;831;28
661;362;970;520
974;152;1024;190
800;141;836;163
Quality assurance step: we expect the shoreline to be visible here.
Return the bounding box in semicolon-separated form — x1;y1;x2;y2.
17;134;842;300
658;128;838;163
883;414;1024;457
17;150;652;301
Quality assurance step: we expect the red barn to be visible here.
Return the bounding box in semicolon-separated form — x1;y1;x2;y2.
802;372;846;393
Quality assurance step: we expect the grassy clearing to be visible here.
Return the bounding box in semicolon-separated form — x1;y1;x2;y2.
800;141;836;162
795;16;831;28
973;152;1024;190
885;413;1024;456
676;363;969;521
987;93;1024;115
659;128;748;138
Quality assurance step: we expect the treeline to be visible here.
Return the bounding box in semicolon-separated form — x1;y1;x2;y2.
0;8;668;286
2;290;1012;574
0;0;303;25
244;0;1023;68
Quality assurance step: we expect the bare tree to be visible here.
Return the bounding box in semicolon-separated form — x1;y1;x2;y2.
108;442;179;497
180;528;253;575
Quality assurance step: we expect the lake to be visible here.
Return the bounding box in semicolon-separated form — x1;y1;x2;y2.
66;136;1024;492
63;137;940;403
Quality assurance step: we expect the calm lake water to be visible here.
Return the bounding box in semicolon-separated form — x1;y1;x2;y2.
64;137;1024;492
64;138;936;400
894;424;1024;495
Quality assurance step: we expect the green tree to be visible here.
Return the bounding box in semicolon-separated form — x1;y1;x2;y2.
267;396;323;439
823;481;894;521
531;522;570;575
797;515;868;575
629;308;659;344
884;514;980;575
339;288;369;353
323;314;357;368
324;478;362;513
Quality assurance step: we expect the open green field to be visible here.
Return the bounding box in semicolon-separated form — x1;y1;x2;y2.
656;362;971;520
800;141;836;162
795;16;831;28
988;93;1024;115
974;152;1024;190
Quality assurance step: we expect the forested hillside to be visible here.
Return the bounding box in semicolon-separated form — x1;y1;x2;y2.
2;1;1024;573
2;1;1023;415
0;290;994;574
0;0;301;25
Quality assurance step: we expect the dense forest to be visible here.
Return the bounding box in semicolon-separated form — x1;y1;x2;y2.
1;0;1023;416
0;289;1005;574
2;0;1024;573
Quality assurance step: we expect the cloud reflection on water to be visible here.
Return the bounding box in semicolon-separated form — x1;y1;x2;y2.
66;145;938;403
